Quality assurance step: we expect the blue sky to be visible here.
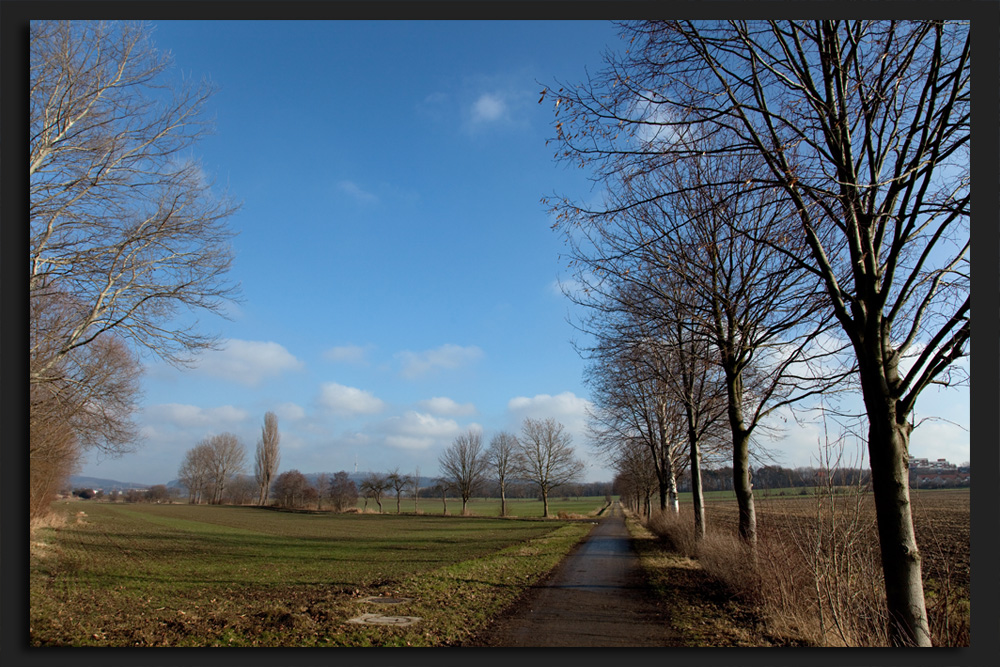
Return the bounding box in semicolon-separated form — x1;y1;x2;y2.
78;20;970;486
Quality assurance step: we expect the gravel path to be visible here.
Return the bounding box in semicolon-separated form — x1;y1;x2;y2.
467;501;679;647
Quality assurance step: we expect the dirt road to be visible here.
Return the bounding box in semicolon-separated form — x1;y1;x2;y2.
466;501;679;647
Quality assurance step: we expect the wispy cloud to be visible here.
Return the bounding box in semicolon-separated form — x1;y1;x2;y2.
417;396;477;417
396;344;483;379
471;92;507;123
336;180;378;204
191;339;303;386
143;403;250;429
323;344;375;365
317;382;386;416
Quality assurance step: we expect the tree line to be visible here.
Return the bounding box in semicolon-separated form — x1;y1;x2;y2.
172;414;591;517
546;19;968;647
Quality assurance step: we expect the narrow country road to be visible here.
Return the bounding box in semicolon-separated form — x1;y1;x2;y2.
467;501;679;647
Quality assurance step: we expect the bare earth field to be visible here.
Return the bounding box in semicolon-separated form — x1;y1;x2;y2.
701;488;970;591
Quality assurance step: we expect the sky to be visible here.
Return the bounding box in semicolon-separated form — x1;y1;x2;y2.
77;20;971;487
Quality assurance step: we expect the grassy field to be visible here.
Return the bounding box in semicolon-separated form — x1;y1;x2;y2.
30;502;597;646
371;495;610;518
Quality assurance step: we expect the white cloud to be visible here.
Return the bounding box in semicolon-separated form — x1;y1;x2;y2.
507;391;594;435
396;344;483;379
273;402;306;422
375;411;468;451
317;382;386;416
193;339;303;386
471;92;507;123
143;403;250;429
323;344;374;364
417;396;477;416
336;180;378;203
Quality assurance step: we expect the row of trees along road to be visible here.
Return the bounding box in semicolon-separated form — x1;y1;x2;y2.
546;20;968;647
438;417;586;518
29;20;240;519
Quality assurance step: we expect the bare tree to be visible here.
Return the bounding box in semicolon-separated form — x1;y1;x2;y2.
272;470;313;509
439;429;490;515
255;411;281;506
546;19;970;646
359;473;390;513
29;20;239;518
517;418;586;518
314;473;330;510
386;468;412;514
29;20;240;376
203;433;247;505
486;431;519;517
223;475;257;505
177;442;213;504
412;466;421;513
328;471;359;512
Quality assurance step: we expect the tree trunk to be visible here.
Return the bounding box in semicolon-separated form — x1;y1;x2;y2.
865;384;931;646
541;488;549;518
500;483;507;517
667;464;679;513
725;370;756;547
689;434;706;541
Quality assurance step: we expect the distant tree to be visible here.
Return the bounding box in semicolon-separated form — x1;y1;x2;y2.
439;429;490;515
359;473;390;513
486;431;519;517
386;469;412;514
254;411;281;506
328;471;359;512
271;469;312;509
516;418;585;518
145;485;170;503
224;475;258;505
177;442;213;504
433;479;455;515
314;473;330;510
203;433;247;504
412;466;421;513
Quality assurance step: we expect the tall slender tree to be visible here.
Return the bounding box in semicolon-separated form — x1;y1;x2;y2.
254;411;281;506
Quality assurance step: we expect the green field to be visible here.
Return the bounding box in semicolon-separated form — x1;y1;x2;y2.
371;495;610;517
30;501;597;646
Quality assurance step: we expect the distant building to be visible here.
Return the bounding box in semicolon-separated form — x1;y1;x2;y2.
908;456;969;488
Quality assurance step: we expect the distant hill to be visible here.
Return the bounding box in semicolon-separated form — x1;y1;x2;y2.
69;475;154;491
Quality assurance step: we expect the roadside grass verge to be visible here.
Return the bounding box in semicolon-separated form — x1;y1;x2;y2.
30;502;592;646
624;511;813;647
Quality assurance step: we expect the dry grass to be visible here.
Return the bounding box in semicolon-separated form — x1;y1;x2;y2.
643;489;969;647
